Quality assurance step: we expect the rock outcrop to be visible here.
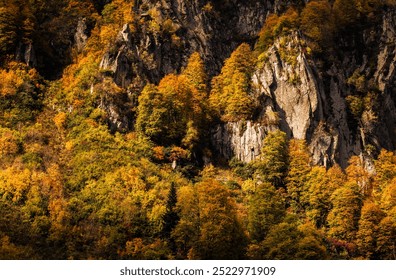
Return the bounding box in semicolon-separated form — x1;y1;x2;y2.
59;1;396;169
15;42;37;68
253;33;323;140
212;33;326;164
212;121;269;163
74;18;89;53
212;9;396;168
96;0;278;135
99;0;276;89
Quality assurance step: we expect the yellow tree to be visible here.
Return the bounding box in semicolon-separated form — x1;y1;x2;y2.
194;179;247;259
210;43;257;121
136;53;208;150
286;139;311;213
171;184;200;259
381;179;396;212
173;179;247;259
179;53;209;150
376;207;396;259
327;184;361;243
255;7;299;54
346;156;372;197
356;201;385;259
305;165;345;228
181;52;207;94
247;182;285;242
253;130;288;188
374;150;396;202
0;63;44;127
300;0;336;52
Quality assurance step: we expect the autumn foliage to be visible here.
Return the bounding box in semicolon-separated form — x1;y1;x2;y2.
1;0;396;260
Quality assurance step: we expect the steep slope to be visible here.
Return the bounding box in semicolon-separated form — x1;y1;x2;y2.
93;1;396;169
2;0;396;261
212;5;396;168
94;0;277;132
98;0;272;87
2;1;395;168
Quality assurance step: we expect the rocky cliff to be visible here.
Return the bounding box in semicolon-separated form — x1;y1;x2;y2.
96;0;276;136
4;0;394;169
212;9;396;168
98;0;292;88
93;1;396;168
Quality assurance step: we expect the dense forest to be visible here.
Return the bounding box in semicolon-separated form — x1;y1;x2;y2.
1;0;396;259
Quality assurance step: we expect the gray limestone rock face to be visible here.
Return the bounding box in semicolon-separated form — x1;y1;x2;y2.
100;0;275;88
211;9;396;168
212;121;269;163
74;18;89;53
253;34;322;140
91;1;396;169
212;33;327;164
95;0;278;133
99;24;134;89
15;42;37;68
99;102;130;132
24;43;37;67
375;11;396;92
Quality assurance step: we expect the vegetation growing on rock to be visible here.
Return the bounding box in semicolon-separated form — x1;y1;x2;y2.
1;0;396;260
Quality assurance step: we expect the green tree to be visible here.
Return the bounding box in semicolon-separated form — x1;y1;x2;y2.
136;53;208;150
173;179;247;259
210;43;257;121
136;83;169;143
247;182;285;242
161;183;179;252
249;215;327;260
286;139;311;213
300;0;335;52
295;222;327;260
253;130;288;188
305;165;345;228
327;184;361;242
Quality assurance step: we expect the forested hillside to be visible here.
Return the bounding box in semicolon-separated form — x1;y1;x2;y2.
1;0;396;259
